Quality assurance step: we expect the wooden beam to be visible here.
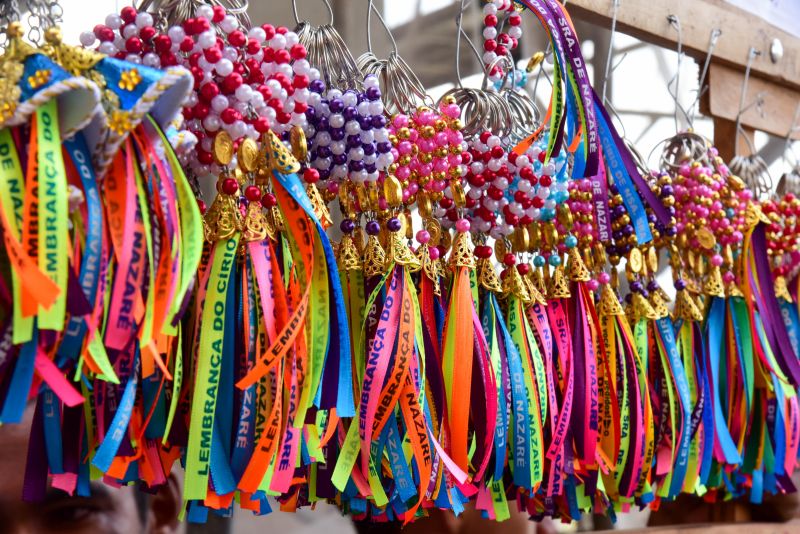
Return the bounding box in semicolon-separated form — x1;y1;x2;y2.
566;0;800;90
713;117;754;160
705;63;800;140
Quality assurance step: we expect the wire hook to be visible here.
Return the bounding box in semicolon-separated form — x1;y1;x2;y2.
601;0;620;106
666;14;691;132
781;103;800;170
688;28;721;126
734;47;761;157
291;0;334;27
454;0;474;89
366;0;398;56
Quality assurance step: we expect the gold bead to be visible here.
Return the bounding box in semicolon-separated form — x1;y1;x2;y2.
7;21;23;38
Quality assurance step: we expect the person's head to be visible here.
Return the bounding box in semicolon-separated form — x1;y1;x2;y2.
0;403;181;534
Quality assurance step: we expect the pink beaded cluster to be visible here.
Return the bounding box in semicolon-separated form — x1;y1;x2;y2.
672;146;753;285
673;150;750;253
84;4;317;177
565;177;608;292
389;103;468;224
481;0;523;83
566;178;597;245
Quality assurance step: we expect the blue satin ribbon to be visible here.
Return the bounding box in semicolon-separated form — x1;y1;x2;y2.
0;327;38;423
482;294;509;482
92;350;139;472
209;265;238;495
58;134;104;363
231;261;257;480
496;298;531;490
142;369;166;439
706;297;742;465
594;107;652;244
779;299;800;359
41;388;64;474
272;171;354;417
656;318;692;498
386;417;416;503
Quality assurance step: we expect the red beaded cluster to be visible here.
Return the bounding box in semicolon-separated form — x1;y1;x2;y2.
763;193;800;277
85;4;315;177
481;0;523;83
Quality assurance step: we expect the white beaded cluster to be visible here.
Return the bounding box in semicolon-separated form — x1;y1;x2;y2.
84;4;321;177
464;133;569;239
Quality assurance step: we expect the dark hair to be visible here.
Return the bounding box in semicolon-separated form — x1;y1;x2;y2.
133;488;149;526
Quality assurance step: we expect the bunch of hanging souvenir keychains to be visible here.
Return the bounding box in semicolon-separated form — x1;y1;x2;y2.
1;0;800;525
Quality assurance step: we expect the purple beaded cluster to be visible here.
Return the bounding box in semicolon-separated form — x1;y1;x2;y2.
302;74;395;190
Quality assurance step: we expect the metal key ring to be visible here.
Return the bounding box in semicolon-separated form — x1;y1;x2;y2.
658;131;709;171
297;19;361;91
137;0;251;30
356;0;427;114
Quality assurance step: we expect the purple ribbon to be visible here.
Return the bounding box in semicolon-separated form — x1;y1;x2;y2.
751;224;800;385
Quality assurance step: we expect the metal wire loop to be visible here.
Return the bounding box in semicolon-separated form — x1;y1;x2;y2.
137;0;251;30
296;19;361;91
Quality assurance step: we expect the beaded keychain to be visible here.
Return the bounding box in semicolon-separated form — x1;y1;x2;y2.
85;4;316;178
3;0;800;526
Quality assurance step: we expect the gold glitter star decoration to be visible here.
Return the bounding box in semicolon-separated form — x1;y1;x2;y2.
27;69;51;89
118;69;142;91
108;109;133;134
0;62;22;124
0;101;16;122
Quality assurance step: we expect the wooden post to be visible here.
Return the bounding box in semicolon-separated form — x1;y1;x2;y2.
713;117;755;161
